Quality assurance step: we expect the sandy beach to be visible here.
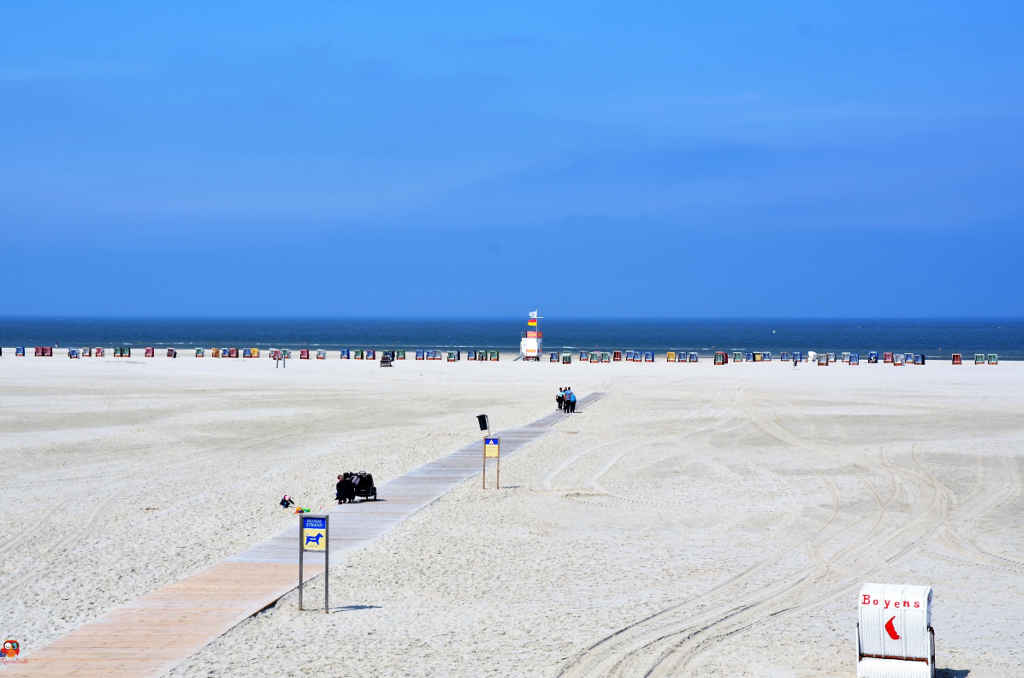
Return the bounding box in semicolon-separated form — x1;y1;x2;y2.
2;353;1022;676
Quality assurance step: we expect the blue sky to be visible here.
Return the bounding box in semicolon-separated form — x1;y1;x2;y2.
1;1;1022;317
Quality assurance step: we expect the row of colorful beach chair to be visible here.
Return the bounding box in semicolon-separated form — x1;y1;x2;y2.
710;350;1000;365
3;347;1001;366
547;350;660;363
453;350;500;361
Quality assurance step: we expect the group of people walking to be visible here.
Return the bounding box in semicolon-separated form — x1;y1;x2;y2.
556;386;577;413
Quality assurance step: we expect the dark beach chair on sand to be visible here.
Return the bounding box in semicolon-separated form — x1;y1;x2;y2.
350;472;377;501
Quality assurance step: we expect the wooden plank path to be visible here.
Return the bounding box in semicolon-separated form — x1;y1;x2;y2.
8;393;604;677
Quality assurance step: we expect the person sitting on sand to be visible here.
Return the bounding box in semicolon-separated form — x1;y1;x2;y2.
280;494;294;508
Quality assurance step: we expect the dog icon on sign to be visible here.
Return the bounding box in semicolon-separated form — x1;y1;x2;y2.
305;533;323;546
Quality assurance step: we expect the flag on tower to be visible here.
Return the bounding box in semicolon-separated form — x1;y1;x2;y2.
528;310;538;318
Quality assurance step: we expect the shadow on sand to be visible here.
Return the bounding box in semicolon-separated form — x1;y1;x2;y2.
936;669;970;678
329;604;382;613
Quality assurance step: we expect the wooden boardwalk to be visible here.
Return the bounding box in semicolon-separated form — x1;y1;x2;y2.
8;394;604;677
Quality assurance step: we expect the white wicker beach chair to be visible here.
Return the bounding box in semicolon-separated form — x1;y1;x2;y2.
857;583;934;678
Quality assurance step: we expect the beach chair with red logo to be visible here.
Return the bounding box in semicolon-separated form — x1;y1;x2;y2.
857;583;934;678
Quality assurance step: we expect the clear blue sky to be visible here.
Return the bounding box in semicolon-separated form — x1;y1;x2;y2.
2;1;1022;317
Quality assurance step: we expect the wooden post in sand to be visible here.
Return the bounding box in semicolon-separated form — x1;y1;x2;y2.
298;514;329;613
483;437;500;489
477;414;490;488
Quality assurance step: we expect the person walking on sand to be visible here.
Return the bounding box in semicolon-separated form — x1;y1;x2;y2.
336;474;346;504
567;387;577;414
556;388;564;411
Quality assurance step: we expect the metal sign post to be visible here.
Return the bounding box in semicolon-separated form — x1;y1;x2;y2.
483;437;500;489
298;514;329;613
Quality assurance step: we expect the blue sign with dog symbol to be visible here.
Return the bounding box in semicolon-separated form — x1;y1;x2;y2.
301;516;327;552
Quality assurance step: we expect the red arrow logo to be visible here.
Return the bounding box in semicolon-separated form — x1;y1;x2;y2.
885;616;901;640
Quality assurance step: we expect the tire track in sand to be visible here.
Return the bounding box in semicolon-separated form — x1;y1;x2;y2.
555;387;972;678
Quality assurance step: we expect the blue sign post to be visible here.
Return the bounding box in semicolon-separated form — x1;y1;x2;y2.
483;437;501;489
299;514;329;613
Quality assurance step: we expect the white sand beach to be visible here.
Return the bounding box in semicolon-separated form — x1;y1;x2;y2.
2;353;1022;676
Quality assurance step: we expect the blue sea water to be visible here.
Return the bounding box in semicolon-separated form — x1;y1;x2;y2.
0;318;1021;359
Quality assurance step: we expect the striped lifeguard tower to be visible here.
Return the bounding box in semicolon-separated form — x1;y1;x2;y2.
520;310;543;361
857;583;935;677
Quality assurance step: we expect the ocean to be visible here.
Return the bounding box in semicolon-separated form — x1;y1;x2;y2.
1;318;1021;359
